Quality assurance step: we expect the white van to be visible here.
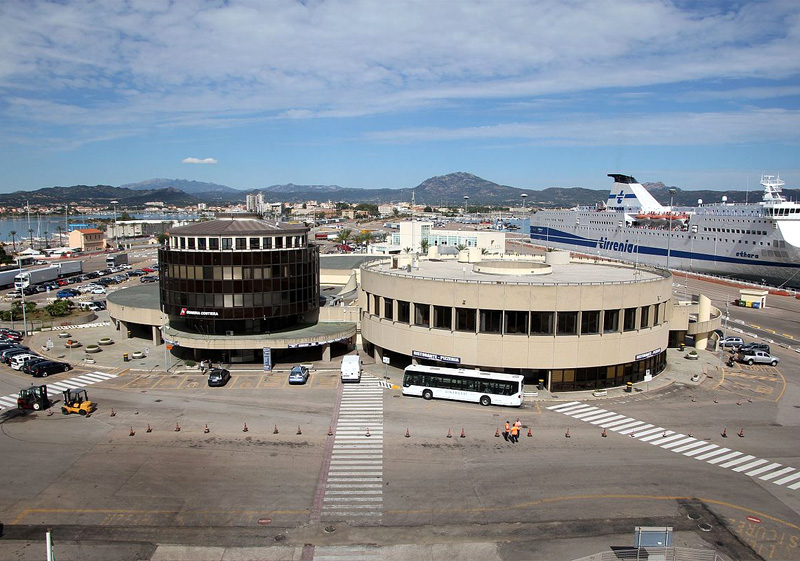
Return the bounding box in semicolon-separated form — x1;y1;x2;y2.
11;353;41;371
340;354;362;383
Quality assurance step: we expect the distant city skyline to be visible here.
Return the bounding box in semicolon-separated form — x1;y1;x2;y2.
1;1;799;193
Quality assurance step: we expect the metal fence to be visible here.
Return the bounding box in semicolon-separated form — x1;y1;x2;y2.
572;547;728;561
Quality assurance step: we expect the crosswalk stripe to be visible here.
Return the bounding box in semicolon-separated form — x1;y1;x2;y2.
654;434;691;447
581;411;617;423
630;426;662;438
640;431;674;442
773;472;800;486
720;455;756;469
746;463;782;477
707;451;742;465
547;401;581;410
695;447;731;461
0;396;18;407
571;408;602;419
671;440;707;453
759;467;794;481
590;414;625;426
733;459;768;473
788;480;800;491
610;421;646;433
660;437;697;450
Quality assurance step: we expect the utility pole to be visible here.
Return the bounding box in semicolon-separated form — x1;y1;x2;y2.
666;188;676;270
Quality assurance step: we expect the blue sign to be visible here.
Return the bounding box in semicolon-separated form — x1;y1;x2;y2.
263;347;272;371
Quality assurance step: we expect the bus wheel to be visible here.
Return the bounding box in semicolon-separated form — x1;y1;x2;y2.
422;390;433;400
480;395;491;406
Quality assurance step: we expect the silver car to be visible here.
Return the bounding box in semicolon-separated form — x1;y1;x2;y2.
737;350;779;366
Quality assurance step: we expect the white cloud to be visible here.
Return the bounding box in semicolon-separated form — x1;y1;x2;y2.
182;157;218;165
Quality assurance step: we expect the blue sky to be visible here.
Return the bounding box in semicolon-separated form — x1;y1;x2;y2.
1;0;799;194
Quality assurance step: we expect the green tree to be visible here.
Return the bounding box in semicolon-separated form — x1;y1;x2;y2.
456;243;467;252
1;301;36;321
335;228;353;245
0;245;12;265
335;202;350;211
8;230;17;252
56;226;64;246
419;239;430;254
157;233;169;244
423;206;432;213
45;299;73;317
353;231;373;252
44;230;50;249
120;211;133;220
28;228;34;249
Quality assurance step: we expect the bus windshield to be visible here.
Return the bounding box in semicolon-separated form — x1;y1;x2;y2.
402;365;523;407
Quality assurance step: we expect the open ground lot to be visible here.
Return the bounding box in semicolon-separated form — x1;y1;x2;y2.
0;273;799;560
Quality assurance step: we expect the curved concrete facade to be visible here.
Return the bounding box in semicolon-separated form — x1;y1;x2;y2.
360;256;672;392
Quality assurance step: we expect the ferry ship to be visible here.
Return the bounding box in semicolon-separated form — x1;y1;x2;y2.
528;174;800;287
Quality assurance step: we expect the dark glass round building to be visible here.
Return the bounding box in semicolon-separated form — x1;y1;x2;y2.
159;214;320;335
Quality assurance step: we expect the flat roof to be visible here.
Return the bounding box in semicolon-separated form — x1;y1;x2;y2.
362;257;665;286
169;218;307;236
107;283;160;310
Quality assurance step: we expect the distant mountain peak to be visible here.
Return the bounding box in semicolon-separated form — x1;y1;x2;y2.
120;178;240;194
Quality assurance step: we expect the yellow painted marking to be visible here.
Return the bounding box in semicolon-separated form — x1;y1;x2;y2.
122;375;160;389
152;376;183;389
751;324;761;329
765;328;776;334
535;402;542;415
231;375;255;390
773;370;787;403
713;367;726;390
782;333;794;339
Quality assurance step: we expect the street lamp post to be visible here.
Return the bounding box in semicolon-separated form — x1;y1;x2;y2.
666;188;677;270
110;200;118;249
463;195;469;218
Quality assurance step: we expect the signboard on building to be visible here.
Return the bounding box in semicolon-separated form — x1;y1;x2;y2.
263;348;272;371
635;348;662;361
412;350;461;364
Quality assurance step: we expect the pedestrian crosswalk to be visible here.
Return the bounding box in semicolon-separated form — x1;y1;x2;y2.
0;371;118;410
547;401;800;491
321;375;385;522
49;321;111;331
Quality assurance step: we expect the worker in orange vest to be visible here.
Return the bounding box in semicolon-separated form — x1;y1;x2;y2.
510;422;520;444
503;420;511;442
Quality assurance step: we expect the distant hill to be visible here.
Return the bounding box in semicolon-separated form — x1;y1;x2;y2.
0;185;199;207
121;178;240;194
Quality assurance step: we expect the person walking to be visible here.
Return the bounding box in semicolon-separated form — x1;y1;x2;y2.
503;420;511;442
514;417;522;439
510;422;520;444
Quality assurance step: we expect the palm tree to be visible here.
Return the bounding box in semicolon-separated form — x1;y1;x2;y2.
56;226;64;247
44;231;50;249
456;243;467;252
8;230;17;252
353;231;373;253
419;239;429;254
335;228;353;245
28;228;34;249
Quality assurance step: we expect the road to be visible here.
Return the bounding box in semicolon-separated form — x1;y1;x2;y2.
0;269;798;560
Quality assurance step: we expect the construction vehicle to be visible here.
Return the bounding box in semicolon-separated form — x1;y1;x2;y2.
17;385;51;411
61;387;95;416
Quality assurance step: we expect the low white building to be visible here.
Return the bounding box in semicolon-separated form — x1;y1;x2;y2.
368;221;505;255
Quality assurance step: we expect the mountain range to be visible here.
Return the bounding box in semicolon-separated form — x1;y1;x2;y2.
2;173;797;209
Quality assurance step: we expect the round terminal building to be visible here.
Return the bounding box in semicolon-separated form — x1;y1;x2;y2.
360;251;672;392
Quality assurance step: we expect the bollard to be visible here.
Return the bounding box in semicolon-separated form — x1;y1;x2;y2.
538;378;544;390
123;353;129;362
680;343;686;352
127;330;132;339
626;381;633;393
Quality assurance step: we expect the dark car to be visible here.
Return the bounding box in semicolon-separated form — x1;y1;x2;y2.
90;300;107;310
22;357;50;374
128;269;146;277
140;275;158;283
29;360;72;377
288;365;310;385
86;272;101;279
207;368;231;387
738;342;771;354
2;348;34;365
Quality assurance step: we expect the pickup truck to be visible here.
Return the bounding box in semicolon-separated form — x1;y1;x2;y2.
736;350;780;366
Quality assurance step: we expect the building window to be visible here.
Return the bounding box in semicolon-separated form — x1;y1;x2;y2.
580;310;600;335
384;298;393;321
373;295;380;316
479;309;502;333
263;237;273;249
187;238;195;250
623;307;637;331
557;311;578;335
603;309;619;333
640;306;650;329
209;238;219;250
530;311;554;335
236;238;247;250
179;237;185;249
433;306;452;330
653;303;661;325
504;310;528;334
414;303;430;327
275;237;284;249
198;238;207;250
222;238;232;250
250;238;260;249
397;300;410;324
455;308;476;332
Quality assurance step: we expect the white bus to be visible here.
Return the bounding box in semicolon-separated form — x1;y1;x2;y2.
402;364;523;407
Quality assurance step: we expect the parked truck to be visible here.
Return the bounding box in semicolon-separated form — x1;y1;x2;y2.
14;265;61;289
0;269;20;289
58;260;83;278
106;253;128;268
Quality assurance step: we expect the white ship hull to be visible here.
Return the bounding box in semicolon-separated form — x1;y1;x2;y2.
528;174;800;288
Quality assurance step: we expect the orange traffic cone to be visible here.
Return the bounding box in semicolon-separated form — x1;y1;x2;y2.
365;427;371;437
296;425;302;435
446;428;452;438
565;428;571;438
243;422;249;433
129;426;135;436
272;424;278;434
110;408;116;417
460;428;466;438
204;423;210;434
146;423;152;433
738;428;745;438
174;423;181;432
722;427;728;438
494;428;500;438
327;426;333;436
527;428;532;437
602;428;608;438
405;428;410;438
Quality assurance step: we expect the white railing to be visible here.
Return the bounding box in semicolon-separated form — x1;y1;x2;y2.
572;547;728;561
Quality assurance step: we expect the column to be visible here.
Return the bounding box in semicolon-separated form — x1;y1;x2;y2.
322;343;331;362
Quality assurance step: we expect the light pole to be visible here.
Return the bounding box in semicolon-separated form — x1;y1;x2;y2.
666;188;676;270
110;200;118;249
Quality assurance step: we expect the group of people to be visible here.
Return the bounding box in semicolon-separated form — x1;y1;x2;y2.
502;418;523;443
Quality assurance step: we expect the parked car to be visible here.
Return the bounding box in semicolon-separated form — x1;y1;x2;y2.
737;350;780;366
288;365;310;385
56;279;69;286
719;336;744;349
207;368;231;387
129;269;146;277
141;267;155;273
140;275;158;283
2;348;33;365
22;357;50;374
90;300;107;310
738;342;771;354
10;353;41;370
91;287;107;294
29;360;72;377
57;288;80;298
